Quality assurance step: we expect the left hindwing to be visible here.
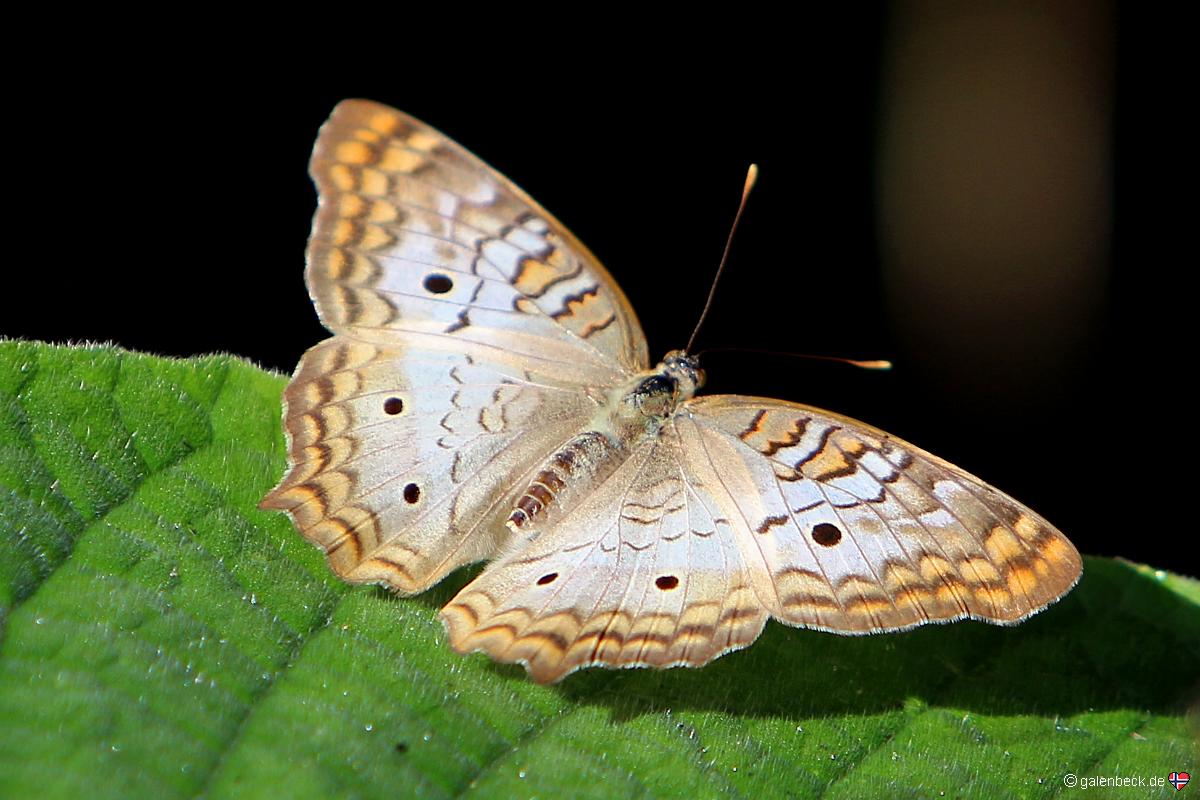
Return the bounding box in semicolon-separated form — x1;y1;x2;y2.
441;433;770;684
683;395;1082;633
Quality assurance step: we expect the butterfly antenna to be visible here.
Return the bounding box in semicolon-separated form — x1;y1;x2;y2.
685;164;759;354
698;346;893;371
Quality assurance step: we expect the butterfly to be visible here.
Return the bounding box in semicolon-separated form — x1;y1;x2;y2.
261;100;1082;684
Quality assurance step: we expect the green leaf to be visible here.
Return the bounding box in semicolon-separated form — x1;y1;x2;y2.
1;340;1197;799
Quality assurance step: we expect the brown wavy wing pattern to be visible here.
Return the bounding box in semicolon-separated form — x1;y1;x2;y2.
261;338;601;594
684;396;1082;633
441;434;769;683
306;100;648;376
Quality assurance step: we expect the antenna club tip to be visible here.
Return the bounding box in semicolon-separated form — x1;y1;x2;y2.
744;164;759;193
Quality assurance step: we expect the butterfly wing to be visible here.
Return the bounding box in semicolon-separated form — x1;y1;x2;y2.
262;101;647;592
303;99;648;373
261;339;609;592
441;433;769;683
683;395;1082;632
441;395;1081;683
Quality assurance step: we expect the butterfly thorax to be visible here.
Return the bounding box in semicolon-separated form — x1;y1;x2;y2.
505;351;704;533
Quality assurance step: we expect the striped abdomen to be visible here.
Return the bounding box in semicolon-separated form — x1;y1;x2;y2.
507;431;621;531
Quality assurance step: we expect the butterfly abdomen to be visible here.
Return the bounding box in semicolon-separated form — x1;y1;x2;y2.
507;431;621;532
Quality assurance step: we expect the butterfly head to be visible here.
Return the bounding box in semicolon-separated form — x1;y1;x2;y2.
661;350;705;396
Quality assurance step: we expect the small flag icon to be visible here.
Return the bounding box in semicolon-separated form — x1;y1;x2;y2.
1169;772;1190;790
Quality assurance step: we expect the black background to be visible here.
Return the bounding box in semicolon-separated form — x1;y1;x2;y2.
5;6;1192;576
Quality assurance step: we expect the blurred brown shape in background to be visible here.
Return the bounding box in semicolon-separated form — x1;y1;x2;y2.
878;1;1113;411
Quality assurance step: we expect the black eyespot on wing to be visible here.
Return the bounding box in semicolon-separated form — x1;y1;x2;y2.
655;575;679;590
423;274;454;294
537;573;558;586
812;523;842;547
403;483;421;504
383;397;404;415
